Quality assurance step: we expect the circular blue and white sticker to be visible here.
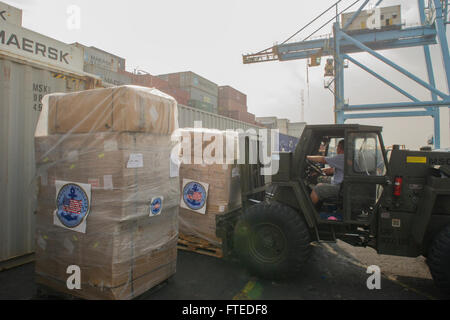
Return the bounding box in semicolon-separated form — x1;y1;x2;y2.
183;181;207;211
56;184;90;228
150;197;163;217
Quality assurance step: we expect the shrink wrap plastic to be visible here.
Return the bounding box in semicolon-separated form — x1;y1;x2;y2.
175;128;242;245
34;86;179;300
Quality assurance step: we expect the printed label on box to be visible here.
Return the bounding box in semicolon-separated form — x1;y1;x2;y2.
127;153;144;168
104;139;118;152
103;175;113;190
67;150;79;162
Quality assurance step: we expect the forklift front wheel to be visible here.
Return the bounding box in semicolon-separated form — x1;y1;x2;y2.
427;224;450;293
233;202;311;280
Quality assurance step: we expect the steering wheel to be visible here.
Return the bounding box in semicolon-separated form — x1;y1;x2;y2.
306;159;327;176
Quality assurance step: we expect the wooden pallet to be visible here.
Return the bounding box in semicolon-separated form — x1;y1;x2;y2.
34;277;172;300
177;234;223;259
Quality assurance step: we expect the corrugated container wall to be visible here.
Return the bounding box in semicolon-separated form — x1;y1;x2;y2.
218;86;247;106
188;86;218;109
83;64;131;86
158;72;219;112
159;72;218;97
125;73;190;106
0;1;22;26
81;46;125;72
178;104;261;132
0;57;90;263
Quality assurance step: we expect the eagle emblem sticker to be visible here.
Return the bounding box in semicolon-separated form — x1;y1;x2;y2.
150;196;163;217
54;181;91;233
181;179;209;214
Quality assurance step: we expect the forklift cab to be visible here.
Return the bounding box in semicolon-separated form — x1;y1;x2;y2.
273;124;388;226
235;124;450;288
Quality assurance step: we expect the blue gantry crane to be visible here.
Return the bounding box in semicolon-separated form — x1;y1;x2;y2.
243;0;450;149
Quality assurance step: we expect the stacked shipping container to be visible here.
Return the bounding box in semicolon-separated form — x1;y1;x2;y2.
125;72;190;106
73;43;132;87
218;86;256;125
158;72;219;114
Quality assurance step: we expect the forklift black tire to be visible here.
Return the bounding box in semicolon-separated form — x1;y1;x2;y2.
427;224;450;293
233;202;311;280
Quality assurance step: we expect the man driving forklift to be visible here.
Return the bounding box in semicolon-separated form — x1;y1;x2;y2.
306;139;345;206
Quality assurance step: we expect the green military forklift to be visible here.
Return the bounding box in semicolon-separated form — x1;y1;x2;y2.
232;124;450;293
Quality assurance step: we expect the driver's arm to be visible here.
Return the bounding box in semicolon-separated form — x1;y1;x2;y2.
307;155;327;164
322;167;335;176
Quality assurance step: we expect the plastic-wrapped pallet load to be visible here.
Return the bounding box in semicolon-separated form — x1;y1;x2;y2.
34;86;179;300
176;128;242;246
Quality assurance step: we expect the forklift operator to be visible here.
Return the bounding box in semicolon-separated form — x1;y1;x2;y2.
307;140;345;205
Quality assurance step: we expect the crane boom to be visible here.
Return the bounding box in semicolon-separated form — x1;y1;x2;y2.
240;0;450;149
243;48;278;64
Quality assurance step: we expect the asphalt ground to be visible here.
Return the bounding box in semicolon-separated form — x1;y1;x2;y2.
1;240;449;301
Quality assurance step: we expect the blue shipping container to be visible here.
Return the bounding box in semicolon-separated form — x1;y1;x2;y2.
279;133;299;152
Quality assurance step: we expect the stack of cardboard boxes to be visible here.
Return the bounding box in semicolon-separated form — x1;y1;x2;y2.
34;86;180;300
177;129;242;245
218;86;256;125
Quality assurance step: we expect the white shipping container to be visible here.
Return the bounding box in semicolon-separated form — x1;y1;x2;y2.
0;56;93;265
0;20;84;75
178;104;261;132
84;63;131;86
0;1;22;26
74;43;126;72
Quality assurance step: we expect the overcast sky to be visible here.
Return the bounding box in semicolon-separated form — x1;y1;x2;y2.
4;0;450;149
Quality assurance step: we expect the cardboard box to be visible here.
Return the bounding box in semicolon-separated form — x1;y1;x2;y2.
34;94;180;299
35;249;176;300
179;163;241;245
45;86;178;135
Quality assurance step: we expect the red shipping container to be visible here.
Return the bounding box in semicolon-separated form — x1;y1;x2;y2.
159;87;190;106
218;98;247;113
226;110;247;122
123;71;190;105
129;74;169;90
226;111;257;125
219;86;247;106
246;112;256;123
167;73;181;88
